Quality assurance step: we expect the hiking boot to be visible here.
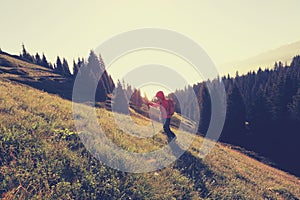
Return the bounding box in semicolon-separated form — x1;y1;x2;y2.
168;135;176;142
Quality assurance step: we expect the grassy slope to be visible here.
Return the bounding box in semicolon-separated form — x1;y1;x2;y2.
0;54;300;199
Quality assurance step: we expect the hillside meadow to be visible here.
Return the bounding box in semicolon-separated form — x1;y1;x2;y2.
0;53;300;199
0;78;299;199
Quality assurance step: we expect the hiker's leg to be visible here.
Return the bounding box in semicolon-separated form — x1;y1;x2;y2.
162;118;169;134
163;118;176;138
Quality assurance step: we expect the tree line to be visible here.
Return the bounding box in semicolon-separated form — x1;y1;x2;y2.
174;55;300;177
18;44;147;110
19;44;117;102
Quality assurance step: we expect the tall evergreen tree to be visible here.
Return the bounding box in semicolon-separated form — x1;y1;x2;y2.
41;53;51;69
73;59;79;77
62;58;71;77
55;56;63;73
288;89;300;121
96;79;108;102
85;51;110;102
198;83;211;134
290;55;300;68
221;83;246;144
21;44;34;63
125;84;133;100
87;50;103;77
35;53;42;65
112;80;129;114
130;89;143;109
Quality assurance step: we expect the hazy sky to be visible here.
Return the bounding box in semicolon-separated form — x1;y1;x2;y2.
1;1;300;96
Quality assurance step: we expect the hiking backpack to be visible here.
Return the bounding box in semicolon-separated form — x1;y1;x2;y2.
167;98;175;116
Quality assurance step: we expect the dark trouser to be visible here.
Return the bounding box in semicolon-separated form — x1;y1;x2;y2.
163;118;176;139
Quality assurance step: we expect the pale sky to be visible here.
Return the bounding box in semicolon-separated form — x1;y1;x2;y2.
1;0;300;97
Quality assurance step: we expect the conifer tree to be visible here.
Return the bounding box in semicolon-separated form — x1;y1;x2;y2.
73;59;79;77
288;89;300;121
113;80;129;114
35;53;42;65
41;53;51;69
221;83;246;144
130;89;143;109
85;51;110;102
198;83;211;134
62;58;71;77
55;56;63;73
21;44;34;63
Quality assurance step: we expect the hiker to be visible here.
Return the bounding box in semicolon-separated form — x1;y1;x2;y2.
148;91;176;142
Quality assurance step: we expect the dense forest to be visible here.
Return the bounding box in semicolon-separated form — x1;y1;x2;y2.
174;56;300;177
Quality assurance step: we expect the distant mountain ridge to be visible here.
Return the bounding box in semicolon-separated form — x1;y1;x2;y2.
220;40;300;75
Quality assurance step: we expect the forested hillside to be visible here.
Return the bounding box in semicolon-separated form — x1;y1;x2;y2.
174;56;300;177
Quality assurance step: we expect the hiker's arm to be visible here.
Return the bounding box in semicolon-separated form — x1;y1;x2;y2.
148;101;160;108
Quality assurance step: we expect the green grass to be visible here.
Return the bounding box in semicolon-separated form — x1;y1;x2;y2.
0;54;300;199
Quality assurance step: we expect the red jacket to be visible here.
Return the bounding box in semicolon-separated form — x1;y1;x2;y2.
149;91;171;118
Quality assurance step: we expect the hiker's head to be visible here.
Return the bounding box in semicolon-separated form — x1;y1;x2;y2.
155;91;165;101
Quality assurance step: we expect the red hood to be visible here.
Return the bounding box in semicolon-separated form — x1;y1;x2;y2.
155;91;165;100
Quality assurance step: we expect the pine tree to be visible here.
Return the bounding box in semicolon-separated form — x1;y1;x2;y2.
85;51;111;102
198;83;211;134
55;56;63;73
221;83;246;144
248;85;273;150
35;53;42;65
99;54;114;94
77;58;84;68
87;50;103;77
268;73;292;121
21;44;34;63
125;84;133;100
108;75;115;93
112;80;129;114
62;58;71;77
290;55;300;68
95;79;108;102
41;53;51;69
130;89;143;109
288;89;300;121
73;59;79;77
